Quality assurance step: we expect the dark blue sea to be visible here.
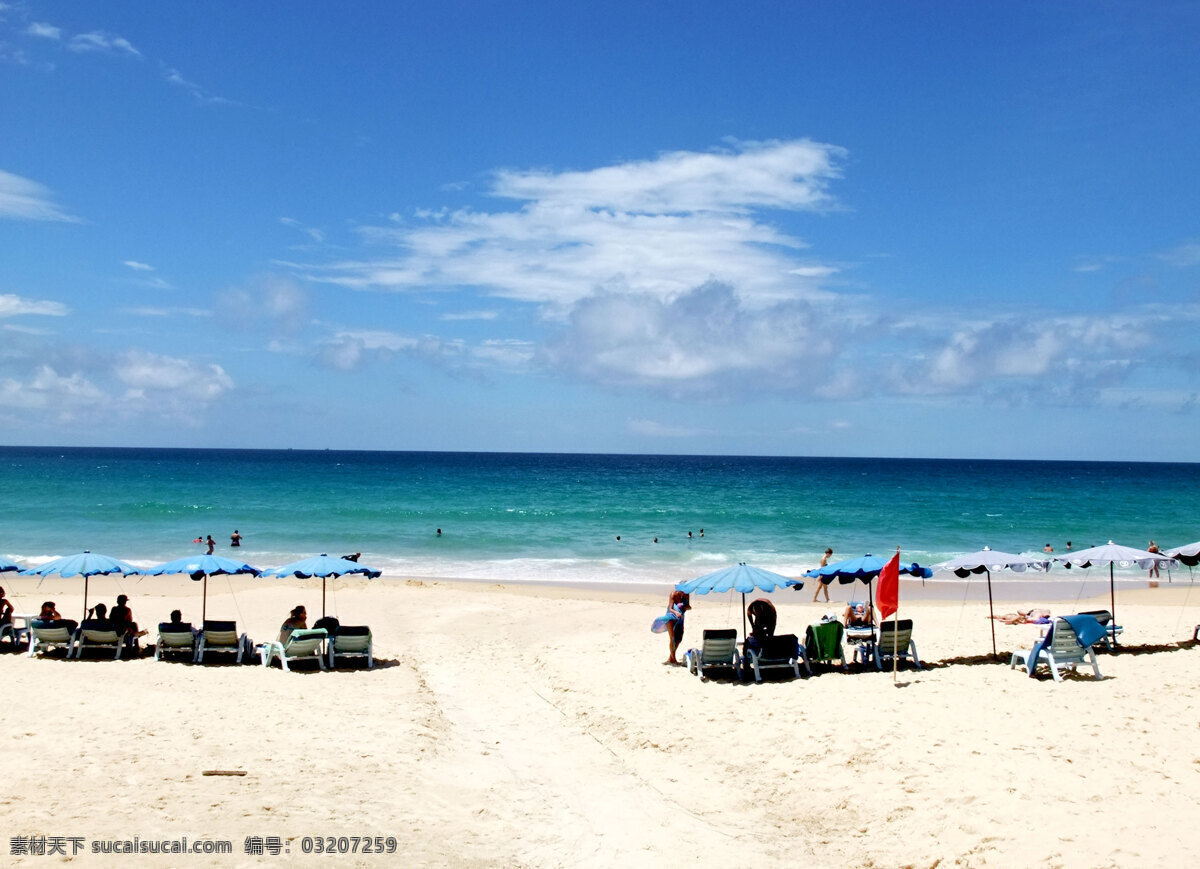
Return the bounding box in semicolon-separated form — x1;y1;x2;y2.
1;447;1198;586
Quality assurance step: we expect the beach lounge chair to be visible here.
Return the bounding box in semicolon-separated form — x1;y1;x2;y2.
195;620;252;664
327;625;373;669
72;620;127;660
744;633;809;682
1010;616;1104;682
805;620;847;670
684;628;742;680
27;619;78;658
259;628;328;671
1077;609;1123;649
155;622;198;662
871;619;921;671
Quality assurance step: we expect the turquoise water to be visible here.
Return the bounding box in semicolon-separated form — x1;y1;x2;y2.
1;447;1198;587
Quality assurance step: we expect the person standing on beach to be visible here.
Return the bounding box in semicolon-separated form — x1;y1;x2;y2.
230;529;242;547
812;548;833;602
206;535;215;555
1148;540;1161;578
662;591;690;665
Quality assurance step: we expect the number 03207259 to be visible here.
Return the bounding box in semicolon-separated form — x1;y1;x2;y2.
300;837;398;854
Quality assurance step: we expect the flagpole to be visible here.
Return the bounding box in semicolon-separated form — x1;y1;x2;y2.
893;547;899;683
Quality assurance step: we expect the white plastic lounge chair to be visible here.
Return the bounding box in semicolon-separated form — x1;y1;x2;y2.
327;626;373;669
684;628;741;680
155;623;198;662
72;621;127;660
259;628;328;671
27;620;77;658
1010;617;1102;682
872;619;921;670
1;620;24;648
744;633;809;683
1077;609;1123;649
195;620;251;664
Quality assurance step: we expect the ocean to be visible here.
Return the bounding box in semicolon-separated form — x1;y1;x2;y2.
2;446;1198;588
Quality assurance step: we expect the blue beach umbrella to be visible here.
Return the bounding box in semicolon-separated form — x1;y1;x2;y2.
142;554;261;623
676;563;802;640
19;551;140;619
263;554;381;618
798;554;933;620
0;559;20;573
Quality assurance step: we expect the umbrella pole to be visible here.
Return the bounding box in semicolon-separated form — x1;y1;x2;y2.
741;591;747;642
986;569;997;660
1110;563;1118;650
82;576;89;621
323;577;327;620
202;574;208;623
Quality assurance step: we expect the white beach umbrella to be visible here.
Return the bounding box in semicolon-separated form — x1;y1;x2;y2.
1054;541;1176;646
1164;540;1200;568
936;547;1050;660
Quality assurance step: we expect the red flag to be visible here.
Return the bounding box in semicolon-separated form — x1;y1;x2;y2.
877;552;900;621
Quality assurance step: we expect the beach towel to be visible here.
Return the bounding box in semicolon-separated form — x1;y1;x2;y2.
1024;615;1105;676
650;612;679;634
805;620;843;661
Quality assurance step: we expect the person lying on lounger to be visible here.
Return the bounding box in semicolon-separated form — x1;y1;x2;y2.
991;608;1051;625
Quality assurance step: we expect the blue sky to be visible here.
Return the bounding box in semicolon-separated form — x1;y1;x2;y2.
2;1;1199;460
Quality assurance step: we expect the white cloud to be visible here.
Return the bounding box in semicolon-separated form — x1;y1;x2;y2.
542;281;838;398
440;309;499;321
121;306;208;319
114;350;233;401
0;293;68;317
26;22;61;40
889;311;1177;402
1157;241;1200;268
123;260;155;271
491;138;843;214
0;170;77;222
312;139;843;311
68;30;140;57
163;65;234;105
280;216;325;243
216;274;308;334
627;418;705;438
0;365;106;420
0;349;234;425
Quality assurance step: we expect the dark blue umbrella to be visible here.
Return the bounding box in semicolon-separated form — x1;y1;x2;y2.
143;554;261;622
19;551;140;619
263;554;381;618
796;554;932;619
677;563;801;639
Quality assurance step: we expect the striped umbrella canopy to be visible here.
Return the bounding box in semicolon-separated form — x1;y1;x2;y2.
798;554;933;625
1164;540;1200;568
936;547;1050;659
1055;541;1176;646
19;551;140;619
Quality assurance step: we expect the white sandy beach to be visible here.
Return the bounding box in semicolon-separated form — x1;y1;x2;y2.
2;572;1200;868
